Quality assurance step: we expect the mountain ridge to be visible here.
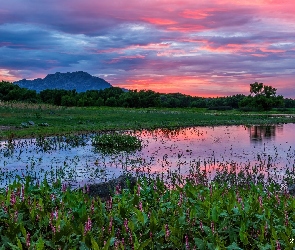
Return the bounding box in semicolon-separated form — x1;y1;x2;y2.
14;71;112;92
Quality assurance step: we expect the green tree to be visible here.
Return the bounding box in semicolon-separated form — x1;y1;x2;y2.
240;82;284;111
250;82;264;96
61;95;77;106
105;96;118;107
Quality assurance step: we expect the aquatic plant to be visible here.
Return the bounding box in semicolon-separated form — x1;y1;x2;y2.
92;133;142;154
1;175;295;249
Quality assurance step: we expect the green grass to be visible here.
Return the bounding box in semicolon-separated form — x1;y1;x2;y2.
0;101;295;139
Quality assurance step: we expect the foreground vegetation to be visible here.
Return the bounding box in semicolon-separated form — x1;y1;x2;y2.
0;101;295;140
1;175;295;249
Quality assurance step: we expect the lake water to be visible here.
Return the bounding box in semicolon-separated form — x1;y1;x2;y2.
0;124;294;187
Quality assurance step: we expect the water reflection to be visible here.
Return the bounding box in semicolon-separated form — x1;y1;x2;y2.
0;124;294;187
249;125;283;142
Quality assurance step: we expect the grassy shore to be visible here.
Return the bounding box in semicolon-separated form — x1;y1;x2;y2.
0;101;295;139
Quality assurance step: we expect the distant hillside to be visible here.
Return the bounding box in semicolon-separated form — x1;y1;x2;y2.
14;71;112;92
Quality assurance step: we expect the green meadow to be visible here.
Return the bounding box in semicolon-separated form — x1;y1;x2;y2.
0;101;294;140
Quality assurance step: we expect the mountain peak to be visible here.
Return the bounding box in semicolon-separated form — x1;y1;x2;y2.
14;71;112;92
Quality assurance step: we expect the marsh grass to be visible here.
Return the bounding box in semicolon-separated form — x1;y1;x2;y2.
1;101;295;139
92;133;142;154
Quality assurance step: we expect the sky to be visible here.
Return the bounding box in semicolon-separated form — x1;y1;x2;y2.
0;0;295;97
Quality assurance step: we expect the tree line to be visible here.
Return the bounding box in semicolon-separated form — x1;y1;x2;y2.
0;80;294;110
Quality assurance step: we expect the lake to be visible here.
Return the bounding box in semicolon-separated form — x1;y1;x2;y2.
0;124;294;187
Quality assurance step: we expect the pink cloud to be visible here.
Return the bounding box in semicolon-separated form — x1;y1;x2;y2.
0;69;17;82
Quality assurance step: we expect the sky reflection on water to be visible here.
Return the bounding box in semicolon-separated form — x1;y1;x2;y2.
0;124;294;187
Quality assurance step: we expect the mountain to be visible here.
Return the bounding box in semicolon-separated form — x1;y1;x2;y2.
14;71;112;92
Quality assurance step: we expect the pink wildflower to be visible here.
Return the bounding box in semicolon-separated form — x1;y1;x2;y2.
199;221;204;232
264;222;268;237
185;234;189;249
178;192;183;206
165;224;170;240
21;185;25;201
109;217;113;233
124;218;129;232
62;183;67;192
139;201;143;212
115;184;121;195
106;197;113;211
10;192;16;206
84;216;92;235
26;232;30;248
276;240;281;250
49;216;56;235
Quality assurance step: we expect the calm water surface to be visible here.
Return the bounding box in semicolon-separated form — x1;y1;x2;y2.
0;124;294;187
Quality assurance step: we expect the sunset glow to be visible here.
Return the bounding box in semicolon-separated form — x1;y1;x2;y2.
0;0;294;97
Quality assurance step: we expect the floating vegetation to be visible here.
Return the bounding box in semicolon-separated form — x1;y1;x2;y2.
92;133;142;154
